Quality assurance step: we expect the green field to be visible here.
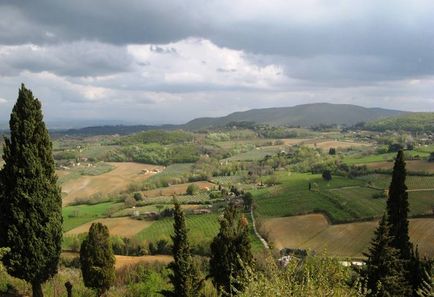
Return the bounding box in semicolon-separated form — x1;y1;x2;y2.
146;163;193;182
343;151;430;165
57;162;114;184
135;213;220;246
63;202;123;231
134;212;263;252
224;146;283;161
253;172;434;223
359;174;434;190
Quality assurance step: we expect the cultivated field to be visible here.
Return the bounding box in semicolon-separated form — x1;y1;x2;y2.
263;214;434;258
306;140;371;151
366;160;434;173
66;217;152;237
254;172;434;223
141;181;215;198
63;202;123;231
135;213;221;246
61;252;172;270
60;162;164;205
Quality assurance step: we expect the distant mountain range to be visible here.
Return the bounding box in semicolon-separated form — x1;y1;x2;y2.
6;103;407;136
183;103;405;130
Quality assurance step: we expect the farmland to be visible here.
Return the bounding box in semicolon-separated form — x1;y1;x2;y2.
63;202;123;231
13;123;434;262
66;217;153;237
60;162;163;205
263;214;434;258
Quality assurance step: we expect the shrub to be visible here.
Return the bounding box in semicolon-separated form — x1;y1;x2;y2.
186;184;200;195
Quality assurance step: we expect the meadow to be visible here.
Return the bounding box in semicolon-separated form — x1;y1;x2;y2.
263;214;434;258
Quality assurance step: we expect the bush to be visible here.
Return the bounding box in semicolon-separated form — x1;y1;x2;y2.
322;170;332;181
148;239;171;255
186;183;200;195
124;196;137;208
133;192;143;201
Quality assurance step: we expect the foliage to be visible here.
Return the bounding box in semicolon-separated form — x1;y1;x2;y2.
209;204;253;295
366;112;434;133
118;130;195;145
239;254;360;297
106;143;201;165
361;215;411;297
186;183;200;195
0;85;63;297
80;223;115;296
163;203;203;297
386;151;411;258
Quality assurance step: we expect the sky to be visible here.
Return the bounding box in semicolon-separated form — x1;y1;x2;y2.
0;0;434;125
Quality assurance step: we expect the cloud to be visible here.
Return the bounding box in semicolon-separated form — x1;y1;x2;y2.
0;0;434;124
0;41;133;77
0;97;7;104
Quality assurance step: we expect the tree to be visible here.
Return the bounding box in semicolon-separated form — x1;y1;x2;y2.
209;204;253;295
386;150;432;296
163;202;202;297
0;85;63;297
322;170;332;181
186;184;199;195
386;150;411;258
80;223;115;296
362;215;411;297
133;192;143;201
242;192;253;211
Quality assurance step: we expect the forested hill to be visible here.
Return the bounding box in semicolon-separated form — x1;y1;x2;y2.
365;112;434;133
183;103;405;130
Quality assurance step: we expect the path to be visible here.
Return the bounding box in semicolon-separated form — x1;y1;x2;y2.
250;208;270;249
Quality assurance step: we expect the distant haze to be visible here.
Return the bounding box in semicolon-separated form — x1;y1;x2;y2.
0;1;434;124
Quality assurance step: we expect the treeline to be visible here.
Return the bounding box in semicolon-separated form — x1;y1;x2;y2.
365;112;434;133
106;143;201;165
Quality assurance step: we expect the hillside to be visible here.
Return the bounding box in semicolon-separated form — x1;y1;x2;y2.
365;112;434;132
183;103;405;130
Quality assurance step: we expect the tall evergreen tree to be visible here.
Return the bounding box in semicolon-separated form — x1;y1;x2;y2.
209;204;253;295
386;150;432;296
0;84;63;297
163;202;202;297
386;150;411;259
363;215;411;297
80;223;115;297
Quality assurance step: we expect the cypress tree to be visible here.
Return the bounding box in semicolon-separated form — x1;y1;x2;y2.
0;84;63;297
386;150;432;295
209;204;253;295
163;202;202;297
386;150;411;258
363;215;411;297
80;223;115;297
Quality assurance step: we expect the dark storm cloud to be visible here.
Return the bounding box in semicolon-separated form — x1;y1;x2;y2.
0;42;133;77
2;0;434;83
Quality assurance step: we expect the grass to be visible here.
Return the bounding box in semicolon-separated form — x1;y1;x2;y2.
146;163;193;183
134;212;263;251
135;213;221;246
329;187;385;218
224;146;282;161
61;162;163;205
263;214;434;258
57;162;114;184
62;202;123;231
358;174;434;190
343;151;430;165
253;172;434;223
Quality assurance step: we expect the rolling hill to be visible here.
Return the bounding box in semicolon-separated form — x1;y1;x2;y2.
365;112;434;132
183;103;405;130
